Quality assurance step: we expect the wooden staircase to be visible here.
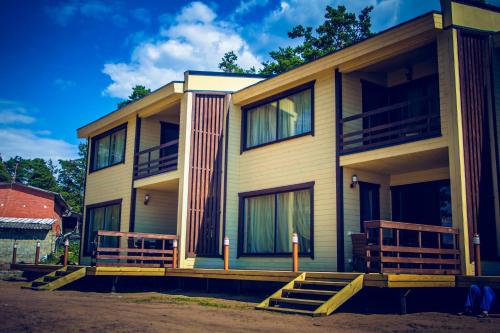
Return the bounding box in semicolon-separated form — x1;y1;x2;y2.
256;272;364;316
23;266;86;291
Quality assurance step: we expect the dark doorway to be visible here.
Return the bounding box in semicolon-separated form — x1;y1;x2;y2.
160;122;179;167
359;182;380;232
391;180;452;228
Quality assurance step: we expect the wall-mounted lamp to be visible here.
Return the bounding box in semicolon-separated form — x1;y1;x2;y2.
350;174;359;188
144;194;151;205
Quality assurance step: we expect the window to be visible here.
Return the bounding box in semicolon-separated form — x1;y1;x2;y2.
243;83;313;150
90;124;127;171
239;183;313;256
83;200;121;256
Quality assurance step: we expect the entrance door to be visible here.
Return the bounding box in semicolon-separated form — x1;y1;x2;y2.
359;182;380;232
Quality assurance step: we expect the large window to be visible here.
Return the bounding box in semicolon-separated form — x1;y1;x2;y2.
243;83;313;150
238;182;314;256
83;200;121;256
90;124;127;172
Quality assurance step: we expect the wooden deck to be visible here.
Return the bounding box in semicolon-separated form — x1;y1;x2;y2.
12;264;500;288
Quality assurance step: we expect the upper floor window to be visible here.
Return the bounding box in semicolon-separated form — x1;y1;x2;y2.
243;82;314;150
90;124;127;172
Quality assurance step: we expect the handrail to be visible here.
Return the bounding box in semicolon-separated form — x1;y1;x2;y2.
93;230;178;268
339;97;441;154
133;139;179;179
135;139;179;156
363;220;461;275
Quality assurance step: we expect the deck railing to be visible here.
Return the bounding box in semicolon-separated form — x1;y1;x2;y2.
93;231;178;268
339;97;440;154
364;220;461;275
133;139;179;179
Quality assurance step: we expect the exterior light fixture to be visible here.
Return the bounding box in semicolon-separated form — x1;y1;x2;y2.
144;194;150;205
350;174;359;188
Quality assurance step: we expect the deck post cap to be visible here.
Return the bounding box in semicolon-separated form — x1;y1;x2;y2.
224;237;229;246
64;238;69;246
36;241;40;247
173;239;178;248
13;242;17;249
292;233;299;244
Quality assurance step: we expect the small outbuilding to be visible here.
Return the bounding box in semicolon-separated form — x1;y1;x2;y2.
0;182;75;263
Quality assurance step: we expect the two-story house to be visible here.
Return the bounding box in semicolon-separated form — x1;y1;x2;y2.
77;0;500;277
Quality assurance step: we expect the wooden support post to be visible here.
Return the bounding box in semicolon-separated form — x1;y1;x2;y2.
140;238;145;266
11;242;17;265
35;241;40;265
473;234;481;276
172;239;178;269
63;238;69;266
399;289;411;315
292;233;299;272
223;236;229;271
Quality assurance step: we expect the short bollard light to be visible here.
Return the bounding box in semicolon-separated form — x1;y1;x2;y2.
12;242;17;265
35;241;41;265
172;239;178;269
223;236;230;271
292;233;299;272
63;238;69;266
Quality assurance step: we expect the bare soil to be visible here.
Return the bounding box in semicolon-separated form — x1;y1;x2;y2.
0;281;498;333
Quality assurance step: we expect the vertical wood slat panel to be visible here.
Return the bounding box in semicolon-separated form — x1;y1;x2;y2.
457;31;497;260
187;93;226;257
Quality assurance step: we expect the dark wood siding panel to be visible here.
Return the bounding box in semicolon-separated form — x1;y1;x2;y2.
187;93;226;257
457;31;498;260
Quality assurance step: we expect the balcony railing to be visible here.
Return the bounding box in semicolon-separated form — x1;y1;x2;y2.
363;220;461;275
133;139;179;179
93;230;178;268
339;97;441;154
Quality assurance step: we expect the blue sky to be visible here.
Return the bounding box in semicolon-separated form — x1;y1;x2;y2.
0;0;497;161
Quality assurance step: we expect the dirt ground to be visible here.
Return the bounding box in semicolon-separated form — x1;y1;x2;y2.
0;281;498;333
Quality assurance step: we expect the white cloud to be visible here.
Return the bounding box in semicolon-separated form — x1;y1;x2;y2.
0;100;35;125
0;128;78;161
53;78;77;91
232;0;270;16
102;2;262;98
45;0;129;27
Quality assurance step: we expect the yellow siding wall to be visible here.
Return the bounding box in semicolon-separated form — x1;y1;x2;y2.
134;188;178;234
80;116;136;262
139;118;161;151
187;70;337;270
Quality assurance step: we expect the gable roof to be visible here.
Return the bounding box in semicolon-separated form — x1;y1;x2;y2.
0;182;70;212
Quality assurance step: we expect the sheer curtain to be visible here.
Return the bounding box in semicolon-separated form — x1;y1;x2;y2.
244;195;275;253
277;190;311;253
278;89;311;139
246;102;277;147
95;136;110;170
110;129;126;164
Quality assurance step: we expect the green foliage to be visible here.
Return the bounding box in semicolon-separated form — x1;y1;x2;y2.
57;142;87;213
220;5;374;76
117;85;151;108
218;51;257;74
0;155;10;182
42;241;80;265
5;157;59;192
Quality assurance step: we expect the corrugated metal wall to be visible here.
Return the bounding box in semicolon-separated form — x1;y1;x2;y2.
186;93;226;257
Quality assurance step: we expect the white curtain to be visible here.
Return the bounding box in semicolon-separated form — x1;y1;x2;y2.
110;129;126;164
277;190;311;253
94;136;110;170
244;195;275;253
86;204;120;252
278;89;311;139
247;102;277;147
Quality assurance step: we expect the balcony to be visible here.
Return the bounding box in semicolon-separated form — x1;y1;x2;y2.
133;139;179;180
339;97;441;154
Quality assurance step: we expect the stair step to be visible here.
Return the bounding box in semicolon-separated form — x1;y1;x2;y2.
44;276;59;282
270;297;324;307
55;271;69;277
257;306;316;316
31;281;47;287
283;288;338;297
295;280;349;288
